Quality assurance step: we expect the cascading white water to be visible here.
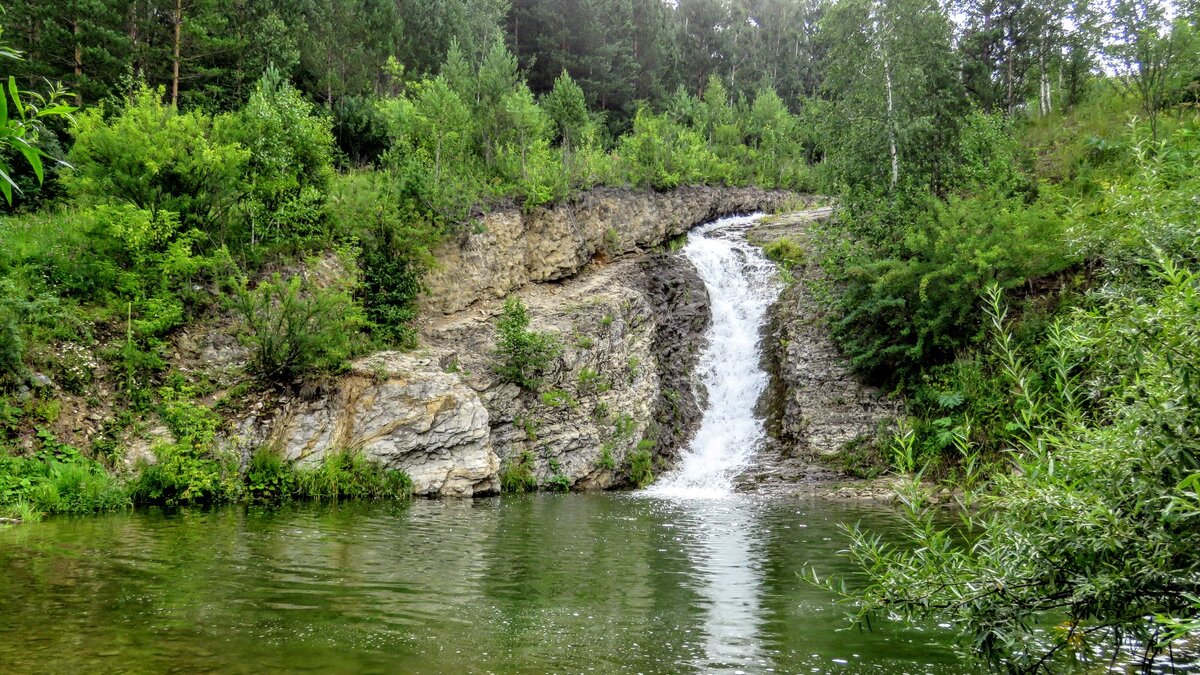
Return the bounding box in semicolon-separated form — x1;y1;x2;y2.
647;213;782;499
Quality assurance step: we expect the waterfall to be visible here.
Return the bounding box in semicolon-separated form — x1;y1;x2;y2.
647;213;782;499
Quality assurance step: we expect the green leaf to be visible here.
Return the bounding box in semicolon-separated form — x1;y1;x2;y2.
0;170;13;205
16;144;43;184
8;76;24;121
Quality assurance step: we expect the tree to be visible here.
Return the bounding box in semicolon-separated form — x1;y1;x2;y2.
66;86;249;236
1108;0;1197;138
216;66;334;245
542;70;590;159
474;38;522;165
820;0;964;193
410;76;474;187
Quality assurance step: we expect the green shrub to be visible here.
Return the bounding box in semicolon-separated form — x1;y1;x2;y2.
613;413;636;438
627;448;654;488
0;429;130;515
829;188;1073;386
493;297;562;389
231;271;368;383
217;68;336;248
27;460;129;514
617;108;715;190
66;85;249;235
499;450;538;493
295;449;411;500
244;447;297;503
0;500;41;523
327;171;443;348
843;267;1200;670
131;386;240;506
0;292;25;385
598;444;616;470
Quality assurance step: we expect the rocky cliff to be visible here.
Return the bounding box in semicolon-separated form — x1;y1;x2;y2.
233;187;790;496
737;210;900;492
421;186;798;315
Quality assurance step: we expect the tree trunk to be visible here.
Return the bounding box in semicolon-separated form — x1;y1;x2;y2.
72;18;82;105
171;0;182;107
884;51;899;191
1039;50;1050;116
1005;15;1015;115
127;1;140;87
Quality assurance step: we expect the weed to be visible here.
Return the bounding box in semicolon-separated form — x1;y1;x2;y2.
546;459;570;492
614;413;636;438
540;389;577;408
598;443;616;470
295;449;412;500
500;450;538;493
627;448;654;488
245;447;297;503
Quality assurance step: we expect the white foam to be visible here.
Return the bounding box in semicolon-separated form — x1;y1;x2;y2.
645;214;782;499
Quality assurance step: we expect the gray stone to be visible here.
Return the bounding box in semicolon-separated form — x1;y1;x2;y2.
238;351;500;497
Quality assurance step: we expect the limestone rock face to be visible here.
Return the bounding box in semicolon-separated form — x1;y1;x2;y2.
241;352;499;497
738;209;900;492
422;259;677;491
234;187;798;496
421;186;798;315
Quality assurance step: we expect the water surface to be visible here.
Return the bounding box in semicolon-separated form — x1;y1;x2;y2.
0;495;971;673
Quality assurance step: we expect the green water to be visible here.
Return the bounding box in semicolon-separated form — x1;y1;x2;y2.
0;494;972;673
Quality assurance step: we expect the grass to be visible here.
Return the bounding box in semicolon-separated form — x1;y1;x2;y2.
627;447;654;488
294;449;413;501
500;450;538;493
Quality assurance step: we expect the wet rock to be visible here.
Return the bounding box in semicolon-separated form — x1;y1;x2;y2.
742;208;901;493
636;253;711;461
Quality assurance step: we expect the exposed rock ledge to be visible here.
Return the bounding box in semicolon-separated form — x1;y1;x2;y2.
233;187;791;496
421;186;799;315
737;209;900;494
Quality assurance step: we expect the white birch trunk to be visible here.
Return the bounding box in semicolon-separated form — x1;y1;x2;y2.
884;52;898;190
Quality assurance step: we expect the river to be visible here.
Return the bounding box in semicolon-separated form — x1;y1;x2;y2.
0;215;971;673
0;496;967;673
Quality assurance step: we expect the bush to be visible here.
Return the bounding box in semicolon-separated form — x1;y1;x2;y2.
829;188;1073;386
0;430;129;515
294;449;412;500
493;297;562;389
231;269;368;383
842;268;1200;670
617;108;715;190
327;171;443;348
499;450;538;493
244;447;297;503
131;386;240;506
627;447;654;488
66;86;249;236
27;460;129;514
217;68;336;247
